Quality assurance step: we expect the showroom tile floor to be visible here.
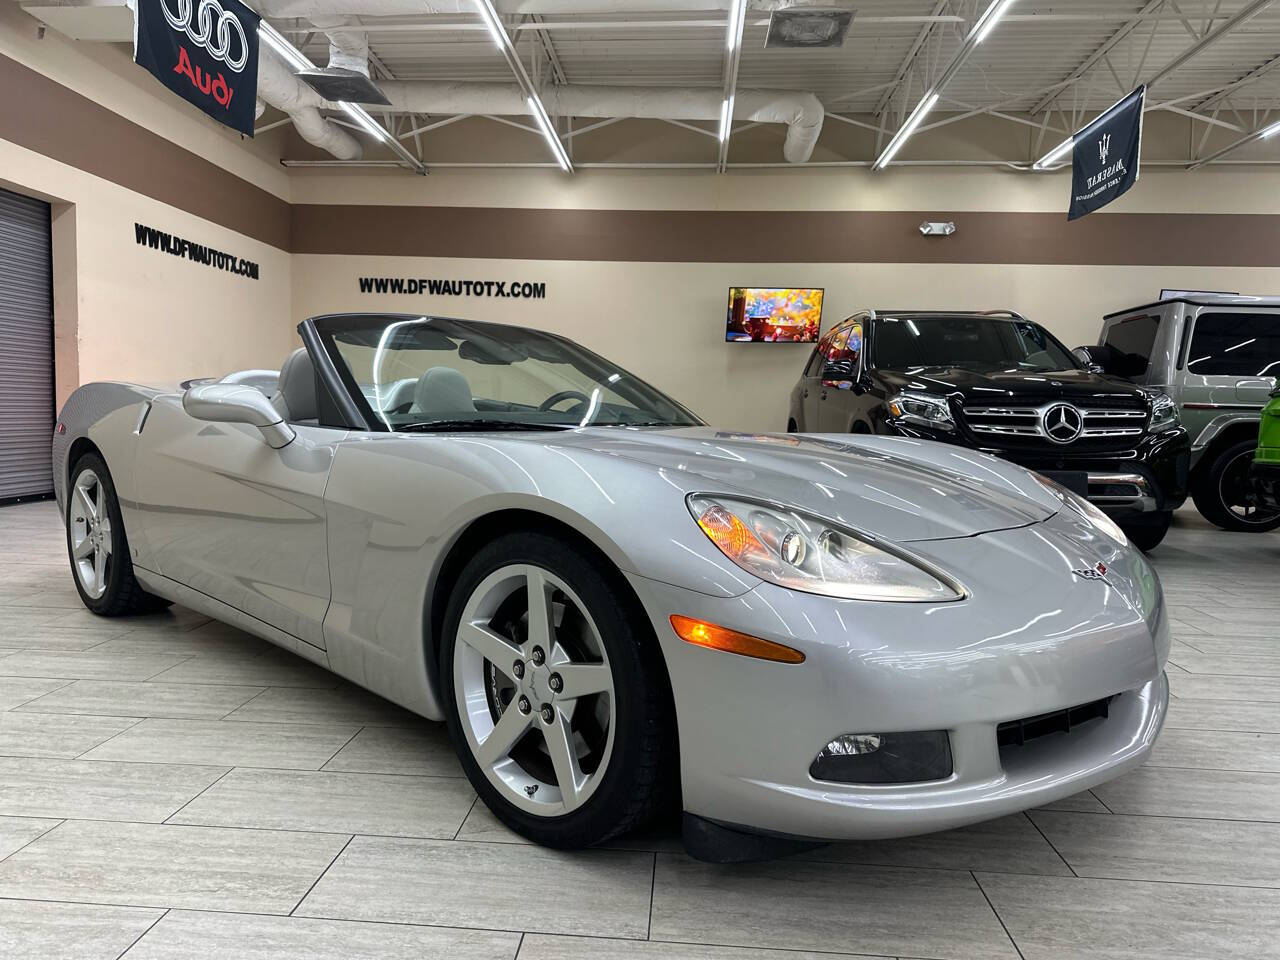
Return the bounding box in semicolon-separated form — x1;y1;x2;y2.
0;500;1278;960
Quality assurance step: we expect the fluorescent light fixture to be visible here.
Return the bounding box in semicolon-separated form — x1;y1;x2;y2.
527;96;572;172
340;102;389;143
258;21;311;71
873;92;938;170
718;97;733;142
971;0;1017;44
1263;120;1280;139
1033;135;1074;170
726;0;743;50
474;0;506;48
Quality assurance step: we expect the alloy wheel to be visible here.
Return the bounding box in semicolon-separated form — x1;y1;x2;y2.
1220;449;1280;526
68;468;112;599
453;563;616;817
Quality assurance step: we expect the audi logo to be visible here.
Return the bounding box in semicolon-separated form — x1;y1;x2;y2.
1043;403;1084;444
160;0;249;73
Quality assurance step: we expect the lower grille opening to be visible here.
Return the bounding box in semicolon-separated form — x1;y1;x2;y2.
997;697;1112;748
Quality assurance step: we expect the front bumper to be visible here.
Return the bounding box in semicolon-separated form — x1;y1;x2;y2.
632;510;1169;841
886;419;1190;518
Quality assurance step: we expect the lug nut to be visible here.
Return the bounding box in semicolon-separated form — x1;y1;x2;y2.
531;647;545;666
540;704;554;724
548;673;563;693
512;660;525;679
517;696;531;714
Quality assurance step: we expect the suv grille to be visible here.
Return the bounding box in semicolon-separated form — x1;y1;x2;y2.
997;697;1112;748
961;400;1147;452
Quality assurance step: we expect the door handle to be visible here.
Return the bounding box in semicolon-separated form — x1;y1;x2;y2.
801;389;809;399
820;390;828;400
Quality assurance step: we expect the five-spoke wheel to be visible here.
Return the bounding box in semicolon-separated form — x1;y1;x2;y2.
441;531;672;848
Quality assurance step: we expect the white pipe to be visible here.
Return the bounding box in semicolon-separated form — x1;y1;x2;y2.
257;51;362;159
308;15;370;75
377;81;824;162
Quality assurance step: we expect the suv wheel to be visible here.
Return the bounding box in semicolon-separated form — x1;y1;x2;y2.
1192;439;1280;532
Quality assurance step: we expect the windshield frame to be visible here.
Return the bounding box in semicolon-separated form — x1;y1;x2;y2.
306;313;704;433
870;313;1081;373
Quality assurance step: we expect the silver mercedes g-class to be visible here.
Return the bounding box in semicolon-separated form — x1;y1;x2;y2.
1081;295;1280;532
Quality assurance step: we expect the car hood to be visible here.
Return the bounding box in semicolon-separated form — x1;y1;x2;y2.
876;366;1144;404
548;426;1059;542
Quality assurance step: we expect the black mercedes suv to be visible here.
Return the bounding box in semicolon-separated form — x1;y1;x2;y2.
787;309;1191;550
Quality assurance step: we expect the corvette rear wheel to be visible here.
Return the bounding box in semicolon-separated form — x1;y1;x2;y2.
66;454;171;616
441;532;672;848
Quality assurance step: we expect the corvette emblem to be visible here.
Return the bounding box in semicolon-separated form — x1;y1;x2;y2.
1072;561;1109;582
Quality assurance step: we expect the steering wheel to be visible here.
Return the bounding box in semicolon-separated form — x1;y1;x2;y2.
539;390;591;412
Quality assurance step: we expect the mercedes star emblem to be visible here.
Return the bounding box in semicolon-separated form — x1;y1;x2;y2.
1043;403;1083;443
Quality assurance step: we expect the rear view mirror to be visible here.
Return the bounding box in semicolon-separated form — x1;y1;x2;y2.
182;383;295;449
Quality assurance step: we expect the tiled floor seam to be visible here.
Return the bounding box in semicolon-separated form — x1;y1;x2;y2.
289;834;355;916
161;766;238;824
970;871;1026;960
113;906;170;959
1022;811;1078;878
0;818;65;863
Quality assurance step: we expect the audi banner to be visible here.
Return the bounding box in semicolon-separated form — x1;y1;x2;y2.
1068;86;1144;221
134;0;260;136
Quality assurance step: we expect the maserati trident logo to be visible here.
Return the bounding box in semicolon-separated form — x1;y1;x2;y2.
1072;561;1109;582
1042;403;1084;444
1098;132;1111;166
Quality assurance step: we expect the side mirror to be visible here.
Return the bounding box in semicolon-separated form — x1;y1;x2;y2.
182;383;295;449
1072;346;1105;374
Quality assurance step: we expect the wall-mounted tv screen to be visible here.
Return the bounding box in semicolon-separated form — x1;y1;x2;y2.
726;287;824;343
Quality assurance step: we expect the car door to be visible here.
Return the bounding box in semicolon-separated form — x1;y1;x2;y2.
134;386;344;652
797;330;832;430
1184;310;1280;414
818;319;866;431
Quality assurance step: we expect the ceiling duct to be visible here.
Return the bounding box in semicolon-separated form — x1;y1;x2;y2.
764;2;856;48
299;14;391;105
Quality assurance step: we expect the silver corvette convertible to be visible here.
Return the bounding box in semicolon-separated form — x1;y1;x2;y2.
54;313;1169;861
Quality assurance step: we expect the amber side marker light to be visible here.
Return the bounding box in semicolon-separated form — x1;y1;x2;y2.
670;615;805;664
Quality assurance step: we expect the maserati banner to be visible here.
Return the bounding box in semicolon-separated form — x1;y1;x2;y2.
134;0;260;136
1068;86;1144;220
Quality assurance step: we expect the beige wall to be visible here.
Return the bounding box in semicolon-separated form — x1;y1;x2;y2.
0;136;294;407
292;251;1280;433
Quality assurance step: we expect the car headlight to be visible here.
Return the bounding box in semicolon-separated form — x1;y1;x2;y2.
687;494;965;602
1033;474;1128;546
886;391;955;431
1145;390;1179;431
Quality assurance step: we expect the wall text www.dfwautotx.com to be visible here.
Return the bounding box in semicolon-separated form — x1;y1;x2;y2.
134;223;260;280
358;277;547;299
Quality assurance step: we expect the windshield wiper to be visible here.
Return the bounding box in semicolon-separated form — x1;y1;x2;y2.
397;419;574;433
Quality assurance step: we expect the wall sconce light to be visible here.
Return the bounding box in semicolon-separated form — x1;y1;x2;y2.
919;221;957;236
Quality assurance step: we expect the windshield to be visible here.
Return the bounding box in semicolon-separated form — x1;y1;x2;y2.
315;315;701;432
873;314;1078;373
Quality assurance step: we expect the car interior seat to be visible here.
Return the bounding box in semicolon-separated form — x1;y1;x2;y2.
270;348;319;424
412;367;476;414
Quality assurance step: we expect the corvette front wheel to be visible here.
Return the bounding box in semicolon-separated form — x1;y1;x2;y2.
441;532;673;848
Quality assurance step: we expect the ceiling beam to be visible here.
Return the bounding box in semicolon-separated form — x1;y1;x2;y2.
1194;51;1280;112
1144;0;1276;89
1030;0;1165;114
872;0;951;121
1188;115;1280;168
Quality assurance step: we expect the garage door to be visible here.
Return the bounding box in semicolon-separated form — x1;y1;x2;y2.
0;188;54;502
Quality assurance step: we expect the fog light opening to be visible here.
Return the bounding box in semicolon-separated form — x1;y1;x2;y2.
810;730;952;784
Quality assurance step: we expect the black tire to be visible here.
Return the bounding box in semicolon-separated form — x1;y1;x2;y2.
1191;439;1280;532
66;453;172;616
1119;512;1173;553
440;531;674;849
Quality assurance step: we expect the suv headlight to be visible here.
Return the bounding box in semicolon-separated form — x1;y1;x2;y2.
687;494;965;602
1033;475;1128;546
1145;390;1179;431
887;391;955;431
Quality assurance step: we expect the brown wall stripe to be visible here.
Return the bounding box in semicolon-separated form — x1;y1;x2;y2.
0;54;290;250
6;54;1280;266
291;205;1280;266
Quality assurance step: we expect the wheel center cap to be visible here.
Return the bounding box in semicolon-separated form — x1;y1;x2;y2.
525;662;552;702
